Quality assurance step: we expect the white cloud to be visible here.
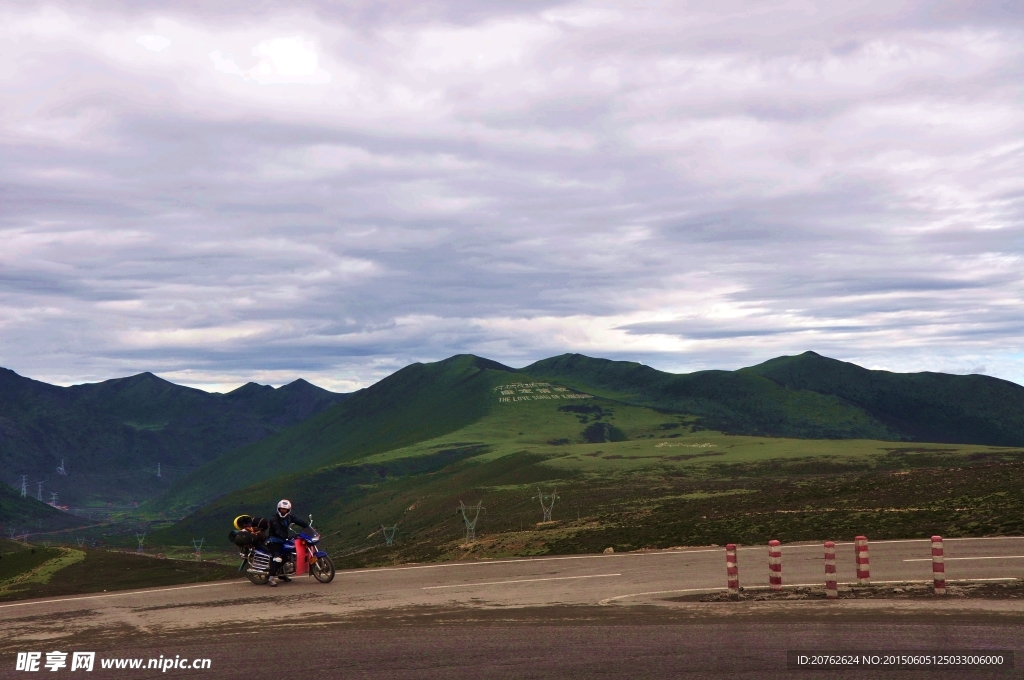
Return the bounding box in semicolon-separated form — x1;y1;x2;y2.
211;36;331;84
136;34;171;52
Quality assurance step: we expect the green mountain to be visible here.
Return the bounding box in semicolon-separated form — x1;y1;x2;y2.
149;355;517;515
150;351;1024;522
0;367;346;508
744;352;1024;446
525;352;1024;445
0;483;84;538
523;353;898;440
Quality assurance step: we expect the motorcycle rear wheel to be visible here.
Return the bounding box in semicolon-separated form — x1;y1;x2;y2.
311;556;335;583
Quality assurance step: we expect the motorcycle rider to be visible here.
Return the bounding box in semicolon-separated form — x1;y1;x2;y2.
266;499;312;587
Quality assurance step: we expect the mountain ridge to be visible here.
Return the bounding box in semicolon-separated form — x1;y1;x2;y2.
0;367;347;508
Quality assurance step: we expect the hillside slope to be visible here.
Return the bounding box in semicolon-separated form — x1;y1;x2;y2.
0;368;346;507
523;354;898;440
746;352;1024;446
525;352;1024;445
0;483;84;537
149;355;516;515
155;350;1024;524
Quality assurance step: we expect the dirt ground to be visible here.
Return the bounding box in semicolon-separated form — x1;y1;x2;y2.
3;603;1022;680
689;580;1024;602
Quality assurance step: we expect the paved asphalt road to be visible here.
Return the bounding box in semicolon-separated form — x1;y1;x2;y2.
3;537;1024;678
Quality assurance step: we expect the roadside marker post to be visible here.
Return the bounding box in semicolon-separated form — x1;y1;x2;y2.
855;535;870;585
932;535;946;595
726;544;739;598
768;540;782;591
824;541;837;599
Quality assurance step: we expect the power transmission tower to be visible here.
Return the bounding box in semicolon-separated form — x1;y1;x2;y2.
135;533;146;554
534;487;559;522
457;501;484;543
156;462;161;479
8;528;16;540
191;538;204;561
36;481;43;501
381;524;397;546
56;459;67;476
49;492;58;507
76;537;86;548
20;475;27;498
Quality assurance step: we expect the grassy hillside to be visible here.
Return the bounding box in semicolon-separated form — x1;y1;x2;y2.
0;482;84;538
0;542;237;602
150;389;666;551
151;350;1024;534
746;352;1024;446
149;385;1024;567
0;367;345;508
148;355;521;515
525;353;1024;445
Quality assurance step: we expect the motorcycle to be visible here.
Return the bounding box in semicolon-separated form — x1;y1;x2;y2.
237;515;335;585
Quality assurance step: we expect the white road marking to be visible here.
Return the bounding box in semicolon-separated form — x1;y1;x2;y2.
904;556;1024;562
340;552;707;576
423;573;622;590
336;536;1024;577
0;580;246;609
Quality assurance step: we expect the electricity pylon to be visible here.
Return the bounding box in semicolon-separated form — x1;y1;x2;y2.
56;459;67;476
191;538;204;561
20;475;27;498
381;524;397;546
49;492;58;507
36;481;43;501
534;487;559;522
457;501;484;543
75;537;86;548
156;462;161;479
136;533;146;554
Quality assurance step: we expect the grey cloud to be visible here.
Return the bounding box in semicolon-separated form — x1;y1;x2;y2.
0;1;1022;390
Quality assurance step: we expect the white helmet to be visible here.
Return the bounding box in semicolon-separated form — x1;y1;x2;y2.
277;499;292;515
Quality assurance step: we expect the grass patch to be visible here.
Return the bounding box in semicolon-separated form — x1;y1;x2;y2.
0;547;61;584
0;550;239;601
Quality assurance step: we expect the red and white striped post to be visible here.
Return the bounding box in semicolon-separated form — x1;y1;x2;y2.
932;535;946;595
855;535;870;585
768;540;782;591
726;544;739;597
824;541;838;599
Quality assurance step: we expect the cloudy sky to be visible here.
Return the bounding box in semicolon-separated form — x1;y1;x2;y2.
1;1;1022;392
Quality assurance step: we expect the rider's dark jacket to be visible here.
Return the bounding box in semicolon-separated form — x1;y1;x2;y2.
267;511;311;542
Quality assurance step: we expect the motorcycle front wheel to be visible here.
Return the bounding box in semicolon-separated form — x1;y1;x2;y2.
311;556;335;583
246;569;269;585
